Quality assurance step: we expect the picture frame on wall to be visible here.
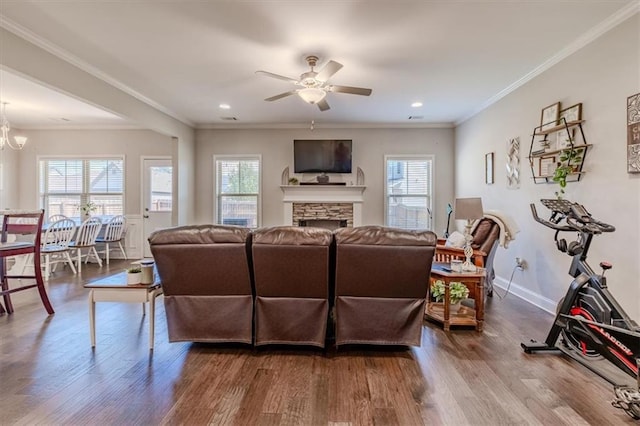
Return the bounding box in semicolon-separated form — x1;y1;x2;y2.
485;152;494;184
539;155;557;177
559;103;582;125
628;92;640;173
540;102;560;131
557;128;575;149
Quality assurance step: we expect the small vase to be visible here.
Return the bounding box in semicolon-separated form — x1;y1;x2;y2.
127;272;142;285
449;302;461;313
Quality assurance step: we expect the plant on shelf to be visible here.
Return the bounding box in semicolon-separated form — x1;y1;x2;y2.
552;147;584;199
430;280;469;305
288;177;299;185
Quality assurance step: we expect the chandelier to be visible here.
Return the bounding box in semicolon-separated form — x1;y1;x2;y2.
1;103;27;150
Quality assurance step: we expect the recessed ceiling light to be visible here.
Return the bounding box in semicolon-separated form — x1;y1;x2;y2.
219;104;231;109
411;102;423;108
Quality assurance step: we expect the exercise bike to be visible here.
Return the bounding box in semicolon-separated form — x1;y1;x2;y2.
521;198;640;419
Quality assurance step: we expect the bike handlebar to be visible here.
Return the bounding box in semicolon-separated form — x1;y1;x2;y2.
530;203;574;231
531;200;615;234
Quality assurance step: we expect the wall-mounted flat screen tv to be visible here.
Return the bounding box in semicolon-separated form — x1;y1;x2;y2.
294;139;352;173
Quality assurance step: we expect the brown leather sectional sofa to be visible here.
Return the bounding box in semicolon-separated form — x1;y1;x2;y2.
149;224;437;348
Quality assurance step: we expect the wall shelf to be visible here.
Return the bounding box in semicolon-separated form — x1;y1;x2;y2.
528;118;591;185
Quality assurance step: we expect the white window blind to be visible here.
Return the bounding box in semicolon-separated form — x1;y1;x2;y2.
385;155;433;230
215;156;261;228
39;158;124;218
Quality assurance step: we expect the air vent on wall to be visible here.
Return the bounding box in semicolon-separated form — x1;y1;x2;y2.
220;116;238;121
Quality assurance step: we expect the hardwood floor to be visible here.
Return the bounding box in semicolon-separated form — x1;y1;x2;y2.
0;261;635;425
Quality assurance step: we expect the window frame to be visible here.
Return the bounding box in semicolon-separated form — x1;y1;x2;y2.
383;154;434;230
38;155;126;219
213;154;262;228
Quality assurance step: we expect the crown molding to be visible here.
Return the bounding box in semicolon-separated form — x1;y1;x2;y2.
455;1;640;126
0;15;195;128
15;124;145;131
196;122;454;130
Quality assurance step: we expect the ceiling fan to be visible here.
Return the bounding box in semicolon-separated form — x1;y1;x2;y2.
255;55;372;111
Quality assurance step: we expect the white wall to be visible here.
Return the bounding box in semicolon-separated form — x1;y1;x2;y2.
195;127;455;231
14;129;173;215
1;27;196;224
456;14;640;320
0;138;20;209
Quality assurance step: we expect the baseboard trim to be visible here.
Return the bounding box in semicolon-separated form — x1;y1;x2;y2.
493;276;557;315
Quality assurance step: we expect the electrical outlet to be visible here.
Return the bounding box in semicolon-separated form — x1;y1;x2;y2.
515;257;527;270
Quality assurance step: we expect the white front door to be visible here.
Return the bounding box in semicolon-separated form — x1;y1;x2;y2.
142;158;173;258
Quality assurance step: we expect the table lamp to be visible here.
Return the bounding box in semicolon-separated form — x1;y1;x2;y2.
454;197;484;272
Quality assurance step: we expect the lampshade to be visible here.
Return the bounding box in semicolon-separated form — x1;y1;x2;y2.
298;88;326;104
454;197;484;221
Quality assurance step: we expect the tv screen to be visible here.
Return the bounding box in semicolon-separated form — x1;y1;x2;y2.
294;139;352;173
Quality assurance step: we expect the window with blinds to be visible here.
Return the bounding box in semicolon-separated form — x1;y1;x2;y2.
215;156;261;228
384;155;433;230
39;158;124;218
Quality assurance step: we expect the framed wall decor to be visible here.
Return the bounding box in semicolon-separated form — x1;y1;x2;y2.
541;102;560;131
559;103;582;124
556;128;575;149
506;137;520;189
539;155;557;177
485;152;494;184
628;92;640;173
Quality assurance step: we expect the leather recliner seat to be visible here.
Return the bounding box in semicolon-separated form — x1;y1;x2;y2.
149;225;254;344
333;226;437;346
251;226;333;347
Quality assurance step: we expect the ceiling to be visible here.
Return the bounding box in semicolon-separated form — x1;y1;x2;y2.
0;1;636;129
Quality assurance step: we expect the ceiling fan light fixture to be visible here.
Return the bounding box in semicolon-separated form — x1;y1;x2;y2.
298;88;326;104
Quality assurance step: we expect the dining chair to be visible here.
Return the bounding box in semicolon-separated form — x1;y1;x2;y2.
41;218;77;280
48;214;69;223
95;215;127;264
0;210;54;315
69;217;103;273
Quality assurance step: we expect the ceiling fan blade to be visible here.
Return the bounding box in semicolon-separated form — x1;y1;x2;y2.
315;60;343;82
255;70;299;84
264;90;298;102
328;85;372;96
317;99;330;111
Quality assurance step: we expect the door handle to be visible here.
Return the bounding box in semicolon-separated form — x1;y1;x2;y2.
143;215;150;219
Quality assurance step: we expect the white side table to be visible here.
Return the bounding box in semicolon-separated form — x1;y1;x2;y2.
84;272;162;350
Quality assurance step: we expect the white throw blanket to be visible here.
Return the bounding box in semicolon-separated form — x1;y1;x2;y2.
471;209;519;248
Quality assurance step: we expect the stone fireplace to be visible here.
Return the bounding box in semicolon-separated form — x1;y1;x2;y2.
280;185;366;227
293;203;353;228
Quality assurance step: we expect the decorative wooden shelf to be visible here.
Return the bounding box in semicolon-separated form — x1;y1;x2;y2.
528;144;592;159
528;119;590;185
533;120;585;136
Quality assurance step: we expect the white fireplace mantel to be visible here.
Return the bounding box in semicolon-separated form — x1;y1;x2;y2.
280;185;366;226
280;185;366;203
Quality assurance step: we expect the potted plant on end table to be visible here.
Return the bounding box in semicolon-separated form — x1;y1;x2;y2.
431;279;470;312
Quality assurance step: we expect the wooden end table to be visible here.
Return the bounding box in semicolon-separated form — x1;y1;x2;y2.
84;271;162;350
425;263;485;332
